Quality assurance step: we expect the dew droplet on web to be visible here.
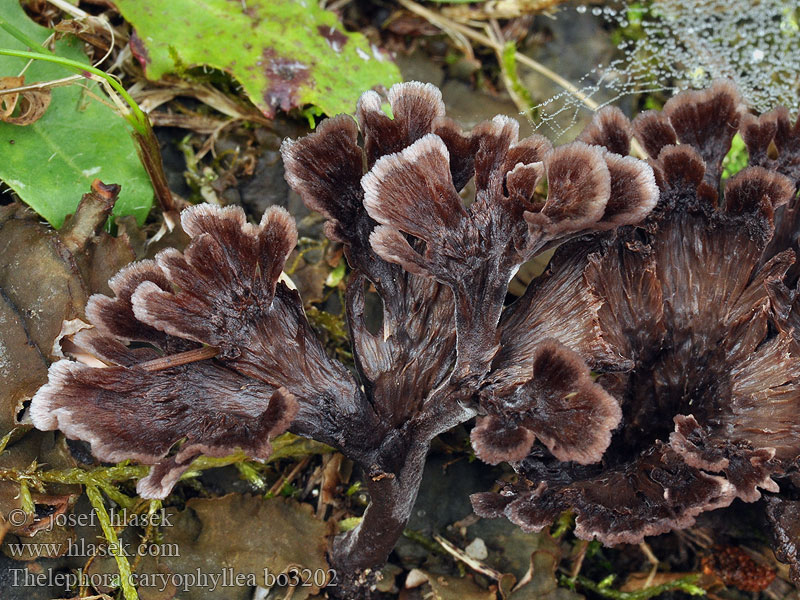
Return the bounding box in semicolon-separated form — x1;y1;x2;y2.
531;0;799;140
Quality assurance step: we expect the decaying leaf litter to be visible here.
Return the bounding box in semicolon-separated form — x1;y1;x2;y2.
1;1;799;599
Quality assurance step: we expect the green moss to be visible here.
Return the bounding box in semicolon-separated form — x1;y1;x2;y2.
561;573;706;599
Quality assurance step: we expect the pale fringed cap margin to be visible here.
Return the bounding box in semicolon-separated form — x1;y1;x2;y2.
30;205;302;498
279;82;661;577
282;81;658;419
361;119;659;281
28;82;664;585
356;83;657;378
472;339;622;466
283;80;657;468
472;82;800;561
280;82;464;429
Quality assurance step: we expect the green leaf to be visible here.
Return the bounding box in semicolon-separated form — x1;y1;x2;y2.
722;132;748;180
114;0;401;118
325;258;346;287
0;4;153;228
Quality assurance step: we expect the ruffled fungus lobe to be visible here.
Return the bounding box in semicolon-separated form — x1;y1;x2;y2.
473;339;621;465
32;81;659;594
31;206;307;498
472;82;800;569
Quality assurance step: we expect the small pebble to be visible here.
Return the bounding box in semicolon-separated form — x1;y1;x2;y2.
465;537;488;560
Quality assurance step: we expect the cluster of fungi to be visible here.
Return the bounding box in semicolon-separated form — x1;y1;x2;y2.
31;79;800;595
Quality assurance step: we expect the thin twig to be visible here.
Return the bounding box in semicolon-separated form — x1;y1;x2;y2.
399;0;599;110
398;0;647;156
0;76;82;96
137;346;220;372
268;456;312;497
571;539;590;579
639;542;660;588
46;0;90;19
433;534;504;581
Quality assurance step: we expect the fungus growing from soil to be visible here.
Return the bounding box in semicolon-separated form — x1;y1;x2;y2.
472;82;800;582
32;80;800;593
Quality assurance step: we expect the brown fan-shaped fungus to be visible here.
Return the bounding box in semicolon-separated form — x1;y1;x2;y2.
50;80;800;595
472;81;800;582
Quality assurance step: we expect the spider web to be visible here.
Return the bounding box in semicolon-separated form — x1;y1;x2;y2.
531;0;800;139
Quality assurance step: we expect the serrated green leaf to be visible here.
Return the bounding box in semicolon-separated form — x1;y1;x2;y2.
114;0;401;118
0;3;153;228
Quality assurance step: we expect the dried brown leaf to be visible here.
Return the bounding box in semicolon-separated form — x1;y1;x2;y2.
160;494;333;600
0;75;23;119
0;75;52;126
0;184;134;438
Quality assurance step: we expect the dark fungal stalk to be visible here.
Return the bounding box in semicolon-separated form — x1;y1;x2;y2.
30;80;800;595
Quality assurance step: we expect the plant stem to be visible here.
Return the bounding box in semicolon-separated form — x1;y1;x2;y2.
0;48;178;221
0;18;51;52
0;50;144;127
500;40;536;123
